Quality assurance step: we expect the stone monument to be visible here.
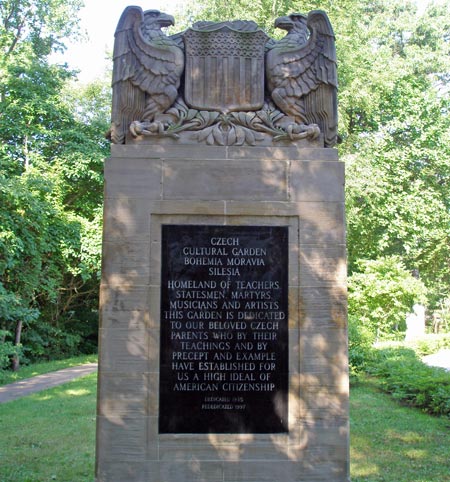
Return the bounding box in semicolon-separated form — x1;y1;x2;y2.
96;7;349;481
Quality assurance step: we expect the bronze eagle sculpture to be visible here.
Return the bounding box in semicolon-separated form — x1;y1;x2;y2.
108;7;184;144
108;8;338;147
266;11;338;147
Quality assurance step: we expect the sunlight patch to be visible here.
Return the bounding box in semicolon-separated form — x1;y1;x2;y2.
64;389;91;396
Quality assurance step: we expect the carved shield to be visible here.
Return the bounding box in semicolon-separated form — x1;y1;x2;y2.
184;24;269;113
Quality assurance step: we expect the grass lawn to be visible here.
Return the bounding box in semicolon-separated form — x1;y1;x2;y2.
350;378;450;481
0;354;98;386
0;373;97;482
0;372;449;481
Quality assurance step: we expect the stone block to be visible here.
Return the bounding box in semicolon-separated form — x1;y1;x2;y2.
99;285;150;312
103;197;151;239
96;461;150;482
96;415;151;462
162;160;289;201
298;202;346;245
98;142;348;481
289;161;345;202
299;244;347;288
149;461;225;482
97;372;149;416
104;157;162;199
226;146;338;162
101;241;150;286
98;327;149;373
111;144;228;160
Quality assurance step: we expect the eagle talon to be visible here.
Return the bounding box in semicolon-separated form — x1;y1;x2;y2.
130;120;174;137
130;121;143;137
286;123;320;141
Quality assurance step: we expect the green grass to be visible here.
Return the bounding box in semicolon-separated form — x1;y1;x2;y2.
0;354;98;386
0;372;449;481
0;373;97;482
351;377;450;481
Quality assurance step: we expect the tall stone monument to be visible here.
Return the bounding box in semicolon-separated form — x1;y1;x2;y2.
96;7;349;481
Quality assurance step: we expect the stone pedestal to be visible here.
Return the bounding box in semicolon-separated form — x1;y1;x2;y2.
96;144;349;481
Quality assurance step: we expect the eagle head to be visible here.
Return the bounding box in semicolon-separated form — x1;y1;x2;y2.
274;13;307;32
143;10;175;30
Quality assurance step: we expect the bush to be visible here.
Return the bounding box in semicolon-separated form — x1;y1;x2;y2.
408;334;450;356
375;335;450;356
348;256;428;340
348;315;375;374
0;331;23;371
21;323;82;362
366;346;450;417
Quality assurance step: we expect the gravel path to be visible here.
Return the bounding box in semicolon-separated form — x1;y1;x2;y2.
0;363;98;404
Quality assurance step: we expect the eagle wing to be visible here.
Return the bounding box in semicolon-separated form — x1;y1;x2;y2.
266;11;338;147
109;7;184;144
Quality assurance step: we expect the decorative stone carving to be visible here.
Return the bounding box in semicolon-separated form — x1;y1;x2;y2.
108;7;184;145
109;8;338;147
266;12;338;147
184;21;268;112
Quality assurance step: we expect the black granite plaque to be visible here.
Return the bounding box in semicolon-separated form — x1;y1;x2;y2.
159;225;288;434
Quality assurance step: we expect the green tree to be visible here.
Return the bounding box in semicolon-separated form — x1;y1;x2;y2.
181;0;450;312
343;2;450;304
348;257;428;340
0;0;108;369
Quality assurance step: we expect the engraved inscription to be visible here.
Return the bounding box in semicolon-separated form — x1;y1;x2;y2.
159;225;288;434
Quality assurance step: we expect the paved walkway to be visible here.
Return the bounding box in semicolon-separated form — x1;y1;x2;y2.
422;349;450;371
0;363;98;404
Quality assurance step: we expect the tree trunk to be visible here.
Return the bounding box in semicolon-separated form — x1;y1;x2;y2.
11;319;23;372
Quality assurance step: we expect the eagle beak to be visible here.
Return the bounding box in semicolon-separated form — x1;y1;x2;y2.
159;13;175;28
274;16;294;30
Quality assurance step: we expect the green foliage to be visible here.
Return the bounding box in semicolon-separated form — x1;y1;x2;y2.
0;0;83;60
377;335;450;357
183;0;450;306
0;331;22;370
340;1;450;303
366;346;450;416
348;315;375;375
348;256;428;340
0;0;107;367
0;171;102;363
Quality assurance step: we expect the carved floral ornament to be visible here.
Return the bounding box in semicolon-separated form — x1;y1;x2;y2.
108;8;338;147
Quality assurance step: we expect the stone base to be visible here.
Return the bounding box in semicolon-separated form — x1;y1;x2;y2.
96;145;349;482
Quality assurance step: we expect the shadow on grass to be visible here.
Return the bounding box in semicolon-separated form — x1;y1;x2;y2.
0;373;97;482
1;373;449;482
350;377;450;482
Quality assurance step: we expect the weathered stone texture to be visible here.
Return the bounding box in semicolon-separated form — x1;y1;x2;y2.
96;145;349;481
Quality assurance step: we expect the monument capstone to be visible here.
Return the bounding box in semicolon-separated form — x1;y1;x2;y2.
97;7;349;482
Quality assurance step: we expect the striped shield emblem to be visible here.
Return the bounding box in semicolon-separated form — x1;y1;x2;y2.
184;26;268;113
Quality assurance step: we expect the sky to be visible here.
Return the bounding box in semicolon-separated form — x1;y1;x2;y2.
56;0;434;84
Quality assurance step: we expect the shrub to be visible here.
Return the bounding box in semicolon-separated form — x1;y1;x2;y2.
0;331;23;371
348;315;375;374
348;256;427;341
375;335;450;356
367;346;450;417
